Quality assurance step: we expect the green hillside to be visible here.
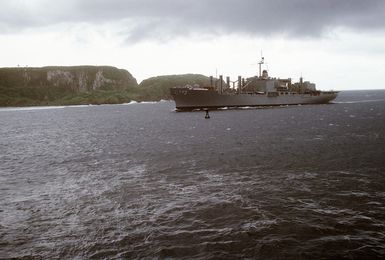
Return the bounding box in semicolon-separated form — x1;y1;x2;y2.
0;66;138;106
138;74;212;101
0;67;215;106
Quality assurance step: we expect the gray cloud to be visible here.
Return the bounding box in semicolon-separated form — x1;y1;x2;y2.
1;0;385;39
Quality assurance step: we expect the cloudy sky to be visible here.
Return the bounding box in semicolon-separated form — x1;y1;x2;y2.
1;0;385;90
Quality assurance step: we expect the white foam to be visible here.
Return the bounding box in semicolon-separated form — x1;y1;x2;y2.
120;101;138;105
0;104;101;112
66;104;95;108
0;106;66;112
334;99;385;104
140;101;158;104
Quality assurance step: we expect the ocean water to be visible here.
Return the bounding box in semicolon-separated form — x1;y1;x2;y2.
1;90;384;259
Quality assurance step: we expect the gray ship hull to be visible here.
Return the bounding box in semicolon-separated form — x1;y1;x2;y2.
171;88;338;110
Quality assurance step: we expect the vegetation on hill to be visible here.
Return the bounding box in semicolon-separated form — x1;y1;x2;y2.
0;66;138;106
0;67;213;106
138;74;212;101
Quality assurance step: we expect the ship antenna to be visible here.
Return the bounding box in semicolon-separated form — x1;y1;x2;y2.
258;56;264;78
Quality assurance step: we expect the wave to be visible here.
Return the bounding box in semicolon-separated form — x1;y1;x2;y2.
66;104;96;108
140;101;159;104
0;106;66;112
0;104;100;112
120;101;138;105
334;99;385;104
121;100;170;106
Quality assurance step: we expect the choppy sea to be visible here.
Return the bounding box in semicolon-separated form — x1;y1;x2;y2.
1;90;385;259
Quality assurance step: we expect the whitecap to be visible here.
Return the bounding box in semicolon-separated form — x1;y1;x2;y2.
120;100;138;105
334;99;385;104
0;106;66;112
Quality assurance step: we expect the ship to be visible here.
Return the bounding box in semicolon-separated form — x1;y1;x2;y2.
170;57;338;111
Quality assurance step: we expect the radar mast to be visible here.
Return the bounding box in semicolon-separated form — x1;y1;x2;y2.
258;56;264;78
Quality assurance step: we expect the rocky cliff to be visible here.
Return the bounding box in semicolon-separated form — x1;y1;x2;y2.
0;66;138;106
1;66;137;91
0;67;217;106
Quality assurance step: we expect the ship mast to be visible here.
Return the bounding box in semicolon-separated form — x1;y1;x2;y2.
258;56;264;78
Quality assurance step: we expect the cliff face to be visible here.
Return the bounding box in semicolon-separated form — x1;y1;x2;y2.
2;66;138;91
0;67;215;106
0;66;139;106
